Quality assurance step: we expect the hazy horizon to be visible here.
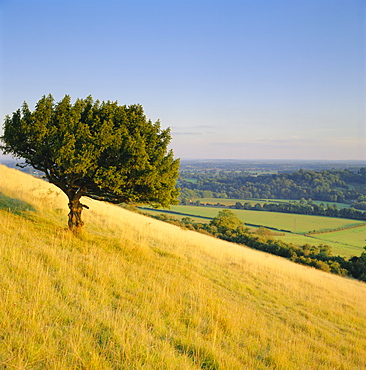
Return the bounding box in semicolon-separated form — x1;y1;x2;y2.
2;156;365;165
1;0;365;161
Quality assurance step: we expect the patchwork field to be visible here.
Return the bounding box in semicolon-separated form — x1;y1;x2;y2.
168;205;365;233
310;225;366;253
144;205;366;257
269;230;365;258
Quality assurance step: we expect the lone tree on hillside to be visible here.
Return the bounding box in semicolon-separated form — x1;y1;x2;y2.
0;94;180;233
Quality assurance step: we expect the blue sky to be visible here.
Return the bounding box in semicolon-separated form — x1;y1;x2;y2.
1;0;365;160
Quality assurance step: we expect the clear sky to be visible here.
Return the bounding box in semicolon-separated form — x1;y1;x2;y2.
0;0;365;161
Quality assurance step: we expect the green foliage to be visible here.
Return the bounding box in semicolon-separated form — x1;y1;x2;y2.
210;209;245;235
1;95;180;230
179;167;366;205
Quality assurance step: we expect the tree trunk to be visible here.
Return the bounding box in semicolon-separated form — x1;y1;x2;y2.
68;197;84;233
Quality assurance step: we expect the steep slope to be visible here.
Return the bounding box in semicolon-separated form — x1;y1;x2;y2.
0;164;365;369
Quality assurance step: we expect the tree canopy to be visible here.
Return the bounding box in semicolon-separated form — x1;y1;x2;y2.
1;94;180;232
210;209;245;235
179;167;366;203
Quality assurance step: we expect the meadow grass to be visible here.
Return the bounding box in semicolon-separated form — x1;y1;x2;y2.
1;165;366;369
141;208;211;223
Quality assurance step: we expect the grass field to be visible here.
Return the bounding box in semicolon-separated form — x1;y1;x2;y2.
1;165;366;369
271;231;364;258
169;205;365;234
310;225;366;253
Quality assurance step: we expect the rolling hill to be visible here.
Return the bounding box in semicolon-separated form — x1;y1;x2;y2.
0;164;365;369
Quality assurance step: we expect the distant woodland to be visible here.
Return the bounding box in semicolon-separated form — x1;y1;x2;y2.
179;167;366;220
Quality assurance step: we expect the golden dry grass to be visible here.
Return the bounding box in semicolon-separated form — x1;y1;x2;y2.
0;164;366;369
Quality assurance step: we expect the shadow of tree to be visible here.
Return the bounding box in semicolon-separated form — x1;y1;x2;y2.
0;192;36;215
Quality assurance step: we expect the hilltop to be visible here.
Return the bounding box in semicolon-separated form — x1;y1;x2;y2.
0;164;366;369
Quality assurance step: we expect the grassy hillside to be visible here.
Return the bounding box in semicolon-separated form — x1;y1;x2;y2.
1;164;366;369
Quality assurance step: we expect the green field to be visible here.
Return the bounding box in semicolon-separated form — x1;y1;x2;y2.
169;205;364;233
144;205;366;257
269;230;364;258
310;226;366;254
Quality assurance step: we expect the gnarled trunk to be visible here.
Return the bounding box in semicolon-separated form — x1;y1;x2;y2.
68;197;84;233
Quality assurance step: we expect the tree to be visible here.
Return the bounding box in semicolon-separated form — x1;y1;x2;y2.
210;209;245;235
1;94;180;233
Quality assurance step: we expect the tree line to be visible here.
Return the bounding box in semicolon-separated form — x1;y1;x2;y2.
179;168;366;204
230;199;366;221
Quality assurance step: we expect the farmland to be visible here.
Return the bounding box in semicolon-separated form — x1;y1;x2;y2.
174;162;366;258
267;229;365;258
142;204;366;257
310;225;366;254
168;205;365;233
